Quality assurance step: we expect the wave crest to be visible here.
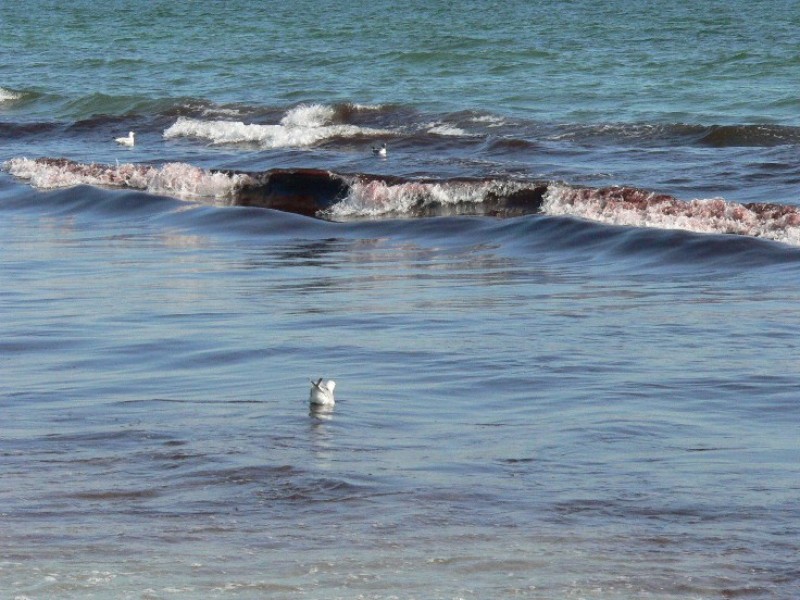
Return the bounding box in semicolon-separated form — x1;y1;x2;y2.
542;185;800;246
327;177;544;218
3;157;251;202
0;87;21;102
163;103;390;148
6;157;800;247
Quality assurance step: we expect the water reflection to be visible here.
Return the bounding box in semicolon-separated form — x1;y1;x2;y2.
309;404;334;421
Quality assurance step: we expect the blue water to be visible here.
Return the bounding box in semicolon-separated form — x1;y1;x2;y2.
2;1;800;598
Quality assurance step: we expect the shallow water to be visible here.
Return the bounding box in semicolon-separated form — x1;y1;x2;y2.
2;186;799;598
2;1;800;598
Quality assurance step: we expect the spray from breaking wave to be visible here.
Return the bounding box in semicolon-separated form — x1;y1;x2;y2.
163;103;391;148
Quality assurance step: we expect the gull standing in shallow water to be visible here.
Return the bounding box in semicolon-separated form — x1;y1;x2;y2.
309;378;336;407
115;131;135;146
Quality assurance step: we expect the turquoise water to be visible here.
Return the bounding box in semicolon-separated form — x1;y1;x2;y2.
2;1;800;598
3;0;800;123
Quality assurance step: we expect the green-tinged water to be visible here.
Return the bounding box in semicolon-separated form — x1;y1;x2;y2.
2;0;799;123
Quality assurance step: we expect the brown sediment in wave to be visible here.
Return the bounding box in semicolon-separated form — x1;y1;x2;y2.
543;184;800;244
221;167;549;218
218;168;350;217
4;157;800;245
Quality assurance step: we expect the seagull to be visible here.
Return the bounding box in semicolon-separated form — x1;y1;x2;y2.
115;131;135;146
372;143;387;157
309;378;336;407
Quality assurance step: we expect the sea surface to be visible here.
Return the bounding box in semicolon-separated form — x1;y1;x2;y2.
2;1;800;598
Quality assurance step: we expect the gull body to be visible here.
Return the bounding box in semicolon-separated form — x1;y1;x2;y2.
309;378;336;406
372;143;387;157
115;131;135;146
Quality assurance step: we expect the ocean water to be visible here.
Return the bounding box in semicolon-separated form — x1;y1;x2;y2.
2;1;800;598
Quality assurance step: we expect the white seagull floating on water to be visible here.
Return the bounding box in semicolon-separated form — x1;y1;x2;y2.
372;143;387;157
115;131;135;146
309;378;336;407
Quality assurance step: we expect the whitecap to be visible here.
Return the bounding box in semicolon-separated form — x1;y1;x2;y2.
3;157;251;203
279;103;336;128
427;122;470;137
325;177;529;218
0;87;21;102
469;114;507;127
349;103;384;111
541;184;800;246
164;103;391;149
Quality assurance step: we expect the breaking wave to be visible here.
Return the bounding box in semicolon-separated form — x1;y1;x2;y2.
5;157;800;246
163;103;391;148
0;87;22;102
3;157;250;203
542;185;800;246
426;122;471;137
327;177;545;218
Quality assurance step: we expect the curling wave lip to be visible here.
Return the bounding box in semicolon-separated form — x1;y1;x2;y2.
5;157;800;246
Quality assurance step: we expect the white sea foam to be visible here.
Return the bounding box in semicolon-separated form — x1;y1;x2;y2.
349;103;384;111
542;184;800;246
3;158;251;203
469;115;507;127
0;87;21;102
326;177;529;218
200;106;243;118
427;122;470;137
164;103;390;148
279;103;335;128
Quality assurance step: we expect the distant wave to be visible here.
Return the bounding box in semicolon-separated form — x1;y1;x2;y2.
0;87;22;102
695;124;800;147
5;157;800;245
548;122;800;147
163;103;392;148
3;87;798;152
426;122;472;137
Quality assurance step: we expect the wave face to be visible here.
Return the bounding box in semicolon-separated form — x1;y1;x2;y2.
6;156;800;246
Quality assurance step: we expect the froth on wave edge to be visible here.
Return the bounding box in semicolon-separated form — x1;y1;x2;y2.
4;157;800;246
163;102;394;148
0;87;22;102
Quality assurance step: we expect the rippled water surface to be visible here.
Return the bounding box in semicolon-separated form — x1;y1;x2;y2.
2;1;800;598
2;187;799;598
